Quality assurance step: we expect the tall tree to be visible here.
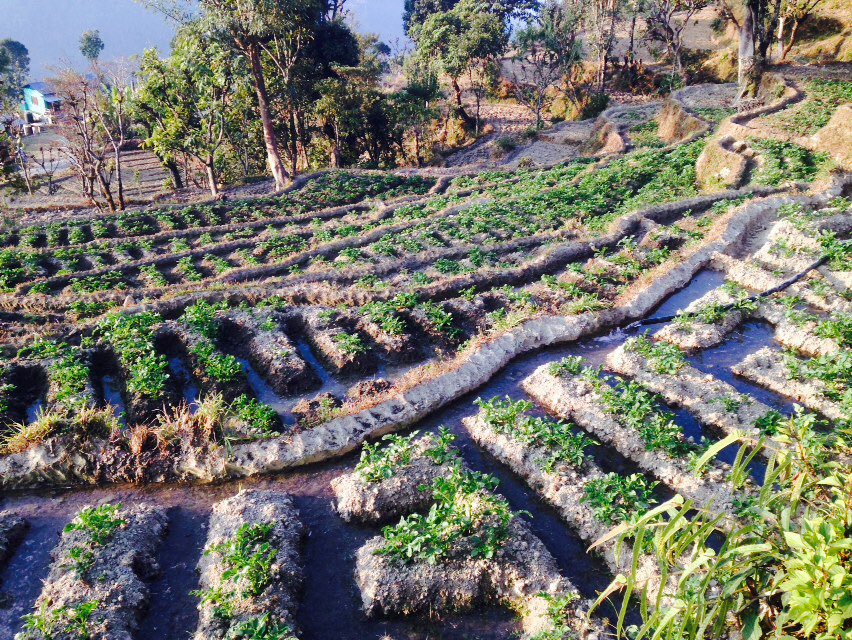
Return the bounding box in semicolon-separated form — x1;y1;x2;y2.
415;0;509;128
0;40;30;110
724;0;782;99
511;0;583;129
585;0;623;92
79;30;105;62
51;70;118;211
643;0;709;82
133;26;241;196
199;0;326;191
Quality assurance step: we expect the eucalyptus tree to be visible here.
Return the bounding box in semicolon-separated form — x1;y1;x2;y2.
199;0;327;191
0;40;30;111
79;30;105;63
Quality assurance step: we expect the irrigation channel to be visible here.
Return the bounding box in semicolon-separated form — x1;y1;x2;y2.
0;268;798;639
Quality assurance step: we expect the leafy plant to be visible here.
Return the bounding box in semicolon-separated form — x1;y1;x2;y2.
476;396;596;472
334;332;367;356
581;473;658;525
592;411;851;640
356;432;419;483
627;335;686;374
377;466;516;565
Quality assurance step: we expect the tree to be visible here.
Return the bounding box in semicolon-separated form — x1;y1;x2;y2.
724;0;782;99
133;26;241;196
51;70;118;211
404;0;539;34
777;0;823;60
0;40;30;110
585;0;623;92
79;30;105;62
643;0;709;82
511;1;583;129
395;61;442;166
415;0;509;129
93;63;136;208
199;0;327;191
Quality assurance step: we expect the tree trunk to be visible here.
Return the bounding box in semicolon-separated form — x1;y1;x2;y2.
782;19;801;60
114;145;126;209
246;42;289;191
205;159;218;197
451;77;476;128
163;157;183;189
738;4;762;101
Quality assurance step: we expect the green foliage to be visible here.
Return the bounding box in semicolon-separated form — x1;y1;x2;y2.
377;465;516;564
627;335;686;374
64;503;126;579
64;503;127;545
476;396;596;472
595;411;851;640
630;120;664;148
529;591;582;640
770;79;852;136
230;394;280;435
814;313;852;347
195;522;278;622
582;473;658;525
176;256;204;282
357;432;419;483
70;271;127;294
20;600;100;640
79;29;104;61
96;312;170;400
190;340;243;384
228;614;297;640
333;332;367;356
749;139;832;186
18;340;93;413
548;356;585;377
784;350;851;409
181;301;224;339
598;379;698;458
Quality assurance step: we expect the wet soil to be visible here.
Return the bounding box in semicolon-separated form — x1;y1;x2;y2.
0;268;790;638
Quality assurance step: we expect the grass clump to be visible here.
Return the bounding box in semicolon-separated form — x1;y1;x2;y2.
593;411;851;640
377;465;517;565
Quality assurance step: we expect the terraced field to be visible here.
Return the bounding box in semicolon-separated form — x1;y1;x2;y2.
0;74;849;640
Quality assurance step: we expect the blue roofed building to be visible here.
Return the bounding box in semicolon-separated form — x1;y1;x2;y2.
22;82;62;124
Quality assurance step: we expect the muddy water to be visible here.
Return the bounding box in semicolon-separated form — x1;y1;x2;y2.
0;269;784;639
